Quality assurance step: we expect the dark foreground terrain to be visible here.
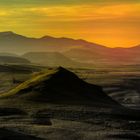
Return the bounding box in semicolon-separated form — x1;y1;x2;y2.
0;64;139;140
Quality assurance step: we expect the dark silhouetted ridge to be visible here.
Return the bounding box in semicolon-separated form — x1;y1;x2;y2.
0;67;120;107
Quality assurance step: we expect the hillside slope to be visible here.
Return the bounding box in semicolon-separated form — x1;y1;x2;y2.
0;67;120;107
64;48;140;65
0;31;107;53
22;52;89;68
0;56;30;64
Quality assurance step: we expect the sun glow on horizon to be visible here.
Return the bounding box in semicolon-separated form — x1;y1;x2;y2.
0;0;140;48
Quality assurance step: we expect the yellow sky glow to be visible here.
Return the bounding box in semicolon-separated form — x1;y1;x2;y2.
0;2;140;48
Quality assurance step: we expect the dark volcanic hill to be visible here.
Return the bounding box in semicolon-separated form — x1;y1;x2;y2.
0;56;30;64
0;67;120;107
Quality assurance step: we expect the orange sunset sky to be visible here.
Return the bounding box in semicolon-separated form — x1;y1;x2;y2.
0;0;140;48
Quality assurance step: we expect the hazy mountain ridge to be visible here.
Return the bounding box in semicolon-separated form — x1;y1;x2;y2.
0;55;30;64
0;31;109;53
0;31;140;66
22;52;90;68
64;46;140;65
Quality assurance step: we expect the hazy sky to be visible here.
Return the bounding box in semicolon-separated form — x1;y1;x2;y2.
0;0;140;47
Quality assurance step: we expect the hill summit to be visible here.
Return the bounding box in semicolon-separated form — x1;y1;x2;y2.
0;67;120;107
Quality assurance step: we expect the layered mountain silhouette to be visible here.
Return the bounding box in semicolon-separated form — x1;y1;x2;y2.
0;31;106;53
64;48;140;65
0;67;120;107
22;52;89;68
0;31;140;65
0;56;30;64
0;52;18;57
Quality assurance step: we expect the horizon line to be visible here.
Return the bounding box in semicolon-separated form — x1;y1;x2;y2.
0;30;139;49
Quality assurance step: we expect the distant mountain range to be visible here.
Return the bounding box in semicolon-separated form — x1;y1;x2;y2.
22;52;89;68
0;31;107;53
64;47;140;65
0;56;30;64
0;31;140;66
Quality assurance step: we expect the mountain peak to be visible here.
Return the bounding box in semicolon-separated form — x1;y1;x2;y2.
57;66;67;71
40;35;55;40
0;31;15;35
0;31;30;40
0;67;120;107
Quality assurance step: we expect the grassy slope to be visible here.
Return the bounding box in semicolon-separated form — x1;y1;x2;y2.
0;68;58;98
